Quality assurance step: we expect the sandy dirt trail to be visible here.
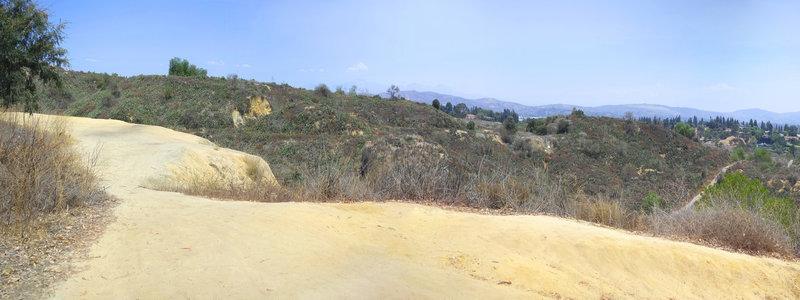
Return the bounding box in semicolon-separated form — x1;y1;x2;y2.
37;115;800;299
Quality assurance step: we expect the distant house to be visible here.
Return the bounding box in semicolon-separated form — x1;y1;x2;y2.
465;114;476;120
786;136;799;143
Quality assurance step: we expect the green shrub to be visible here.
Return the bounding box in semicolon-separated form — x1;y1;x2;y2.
731;146;746;161
163;87;173;100
466;120;475;130
642;193;664;214
750;148;772;163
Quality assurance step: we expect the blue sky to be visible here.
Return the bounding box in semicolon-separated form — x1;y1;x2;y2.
44;0;799;112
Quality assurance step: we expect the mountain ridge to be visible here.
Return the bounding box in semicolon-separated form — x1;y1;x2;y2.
391;90;800;125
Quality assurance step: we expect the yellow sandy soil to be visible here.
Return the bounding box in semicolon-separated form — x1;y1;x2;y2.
25;114;800;299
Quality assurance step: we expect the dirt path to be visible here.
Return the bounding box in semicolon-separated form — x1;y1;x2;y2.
677;162;740;213
39;115;800;299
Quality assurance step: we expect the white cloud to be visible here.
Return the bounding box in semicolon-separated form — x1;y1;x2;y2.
347;62;368;72
208;60;225;65
84;58;99;63
235;63;250;68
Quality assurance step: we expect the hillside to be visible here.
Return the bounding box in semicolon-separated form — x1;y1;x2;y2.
394;90;800;124
24;114;800;299
35;71;730;216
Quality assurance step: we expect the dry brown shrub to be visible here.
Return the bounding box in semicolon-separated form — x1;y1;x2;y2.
146;164;293;202
648;204;793;257
0;113;109;237
575;197;645;231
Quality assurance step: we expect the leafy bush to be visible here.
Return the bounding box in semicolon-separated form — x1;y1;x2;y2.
731;146;746;161
642;193;664;214
750;148;772;163
698;172;800;254
527;118;547;135
466;120;475;130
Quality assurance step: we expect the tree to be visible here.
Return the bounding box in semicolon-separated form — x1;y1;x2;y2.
444;102;453;114
453;103;468;118
1;0;68;113
386;84;399;100
501;116;517;144
431;98;440;110
674;122;694;139
168;57;207;77
314;83;331;97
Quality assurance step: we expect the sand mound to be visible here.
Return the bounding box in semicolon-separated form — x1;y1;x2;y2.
30;115;800;299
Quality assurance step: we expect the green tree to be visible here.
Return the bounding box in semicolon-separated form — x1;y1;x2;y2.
168;57;207;77
386;84;399;100
314;83;331;97
453;103;468;118
788;125;798;137
0;0;68;113
501;116;517;144
431;98;440;110
674;122;694;139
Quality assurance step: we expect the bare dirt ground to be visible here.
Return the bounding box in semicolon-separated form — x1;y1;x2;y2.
22;115;800;299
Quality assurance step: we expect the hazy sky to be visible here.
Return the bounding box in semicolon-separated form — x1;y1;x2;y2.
45;0;799;112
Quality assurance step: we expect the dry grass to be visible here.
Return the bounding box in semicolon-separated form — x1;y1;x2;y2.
648;201;794;257
575;198;646;231
0;113;109;237
145;138;799;258
145;161;293;202
0;112;115;298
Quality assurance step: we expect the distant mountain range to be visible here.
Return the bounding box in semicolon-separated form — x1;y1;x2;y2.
388;90;800;125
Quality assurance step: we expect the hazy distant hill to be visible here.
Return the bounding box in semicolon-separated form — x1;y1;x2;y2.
393;90;800;125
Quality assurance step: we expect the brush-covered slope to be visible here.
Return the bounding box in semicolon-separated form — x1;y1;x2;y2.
44;115;800;299
39;71;728;213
